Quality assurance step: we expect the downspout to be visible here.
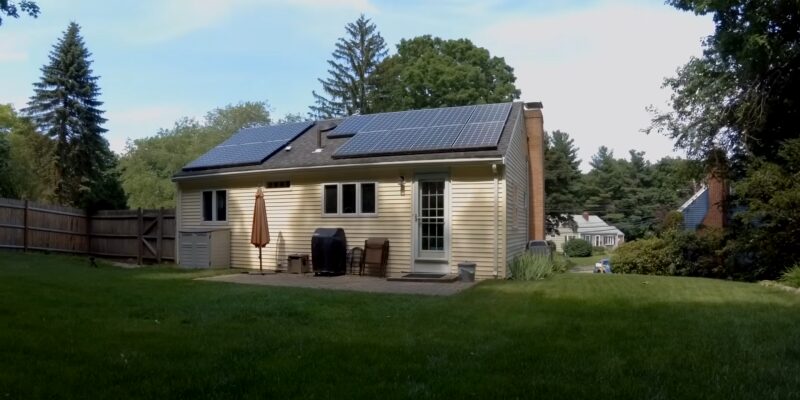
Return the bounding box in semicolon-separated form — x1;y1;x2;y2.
493;163;499;278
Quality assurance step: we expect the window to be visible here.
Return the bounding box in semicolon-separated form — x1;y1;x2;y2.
342;184;357;214
322;182;377;216
266;180;290;189
202;190;227;222
604;235;615;246
324;185;338;214
361;183;376;213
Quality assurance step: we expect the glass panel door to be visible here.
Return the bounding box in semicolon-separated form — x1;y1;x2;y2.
417;180;446;260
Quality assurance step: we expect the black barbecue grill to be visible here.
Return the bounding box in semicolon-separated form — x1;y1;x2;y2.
311;228;347;276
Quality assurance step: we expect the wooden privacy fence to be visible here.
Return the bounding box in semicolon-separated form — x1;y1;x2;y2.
0;197;175;264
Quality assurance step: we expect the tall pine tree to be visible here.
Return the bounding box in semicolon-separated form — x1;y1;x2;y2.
309;14;387;118
543;130;582;234
25;22;123;209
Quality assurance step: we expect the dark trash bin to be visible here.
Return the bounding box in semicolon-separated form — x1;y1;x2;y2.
311;228;347;276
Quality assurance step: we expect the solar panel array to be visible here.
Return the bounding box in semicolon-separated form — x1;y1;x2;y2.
183;121;313;170
333;103;512;158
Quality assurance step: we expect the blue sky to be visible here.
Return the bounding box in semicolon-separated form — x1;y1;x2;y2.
0;0;713;169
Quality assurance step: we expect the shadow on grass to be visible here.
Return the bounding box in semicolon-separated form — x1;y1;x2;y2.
1;252;800;399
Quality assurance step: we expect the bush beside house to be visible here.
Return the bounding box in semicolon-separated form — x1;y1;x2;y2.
611;229;726;277
563;238;592;257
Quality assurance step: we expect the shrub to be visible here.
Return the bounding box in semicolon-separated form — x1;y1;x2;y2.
508;253;555;281
563;238;592;257
780;265;800;288
592;246;606;255
667;228;726;277
659;210;685;233
552;253;573;273
546;240;557;254
610;237;673;275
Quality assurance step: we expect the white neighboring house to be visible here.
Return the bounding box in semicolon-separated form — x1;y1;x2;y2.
548;213;625;252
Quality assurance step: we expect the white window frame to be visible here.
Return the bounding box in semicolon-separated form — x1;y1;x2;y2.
201;189;228;224
321;182;378;217
604;235;616;246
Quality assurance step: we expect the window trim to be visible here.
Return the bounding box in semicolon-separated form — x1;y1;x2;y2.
320;182;379;217
201;189;228;225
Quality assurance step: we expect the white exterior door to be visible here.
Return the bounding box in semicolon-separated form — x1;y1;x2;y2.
413;176;449;274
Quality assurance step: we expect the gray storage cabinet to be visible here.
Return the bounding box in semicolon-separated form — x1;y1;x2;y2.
179;229;230;268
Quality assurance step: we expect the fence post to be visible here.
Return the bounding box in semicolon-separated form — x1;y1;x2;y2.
137;208;143;265
23;200;29;252
156;208;164;264
85;211;92;256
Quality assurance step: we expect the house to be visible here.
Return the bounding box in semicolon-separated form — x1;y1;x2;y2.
172;102;546;280
678;173;727;231
548;213;625;251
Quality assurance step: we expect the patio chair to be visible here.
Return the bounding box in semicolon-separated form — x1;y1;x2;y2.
361;238;389;277
346;247;364;275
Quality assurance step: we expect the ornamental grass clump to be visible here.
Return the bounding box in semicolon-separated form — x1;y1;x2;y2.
780;265;800;288
508;253;555;281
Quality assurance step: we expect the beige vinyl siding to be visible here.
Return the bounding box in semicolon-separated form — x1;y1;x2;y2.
177;163;505;279
450;165;505;280
178;168;413;276
504;110;529;268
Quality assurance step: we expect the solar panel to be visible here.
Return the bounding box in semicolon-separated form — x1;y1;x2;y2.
327;115;375;138
451;121;506;149
184;141;286;170
222;121;313;145
361;109;442;132
407;125;463;151
433;106;475;126
183;121;312;170
331;102;512;158
467;103;512;123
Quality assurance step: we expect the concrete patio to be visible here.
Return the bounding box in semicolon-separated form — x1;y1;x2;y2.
198;272;476;296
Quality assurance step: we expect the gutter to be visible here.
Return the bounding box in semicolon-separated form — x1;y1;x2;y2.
172;157;504;182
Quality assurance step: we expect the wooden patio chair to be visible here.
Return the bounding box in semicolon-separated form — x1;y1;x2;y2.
361;238;389;277
346;247;364;275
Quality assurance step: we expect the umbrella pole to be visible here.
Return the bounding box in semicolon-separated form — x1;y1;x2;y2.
259;247;263;274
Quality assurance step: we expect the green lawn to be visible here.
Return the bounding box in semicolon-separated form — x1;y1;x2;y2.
566;253;607;266
2;252;800;399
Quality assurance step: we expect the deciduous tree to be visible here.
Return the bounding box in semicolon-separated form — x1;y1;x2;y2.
371;35;520;112
0;104;55;200
0;0;38;25
119;102;271;209
648;0;800;163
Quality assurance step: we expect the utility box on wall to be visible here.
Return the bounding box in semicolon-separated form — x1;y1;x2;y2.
179;228;230;268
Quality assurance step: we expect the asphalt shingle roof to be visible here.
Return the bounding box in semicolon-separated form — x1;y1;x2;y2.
173;102;523;179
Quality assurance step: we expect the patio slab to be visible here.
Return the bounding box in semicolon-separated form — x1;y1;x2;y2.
198;272;476;296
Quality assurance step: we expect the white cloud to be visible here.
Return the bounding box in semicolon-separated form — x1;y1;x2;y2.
0;35;29;62
104;105;195;153
477;2;713;170
124;0;377;43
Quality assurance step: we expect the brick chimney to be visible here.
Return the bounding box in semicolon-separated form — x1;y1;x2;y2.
582;211;589;221
701;172;727;229
523;102;545;240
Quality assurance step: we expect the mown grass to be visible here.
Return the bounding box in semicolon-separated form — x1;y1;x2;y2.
567;253;607;267
1;251;800;399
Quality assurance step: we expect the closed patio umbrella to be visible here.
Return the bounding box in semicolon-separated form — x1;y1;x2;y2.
250;188;270;274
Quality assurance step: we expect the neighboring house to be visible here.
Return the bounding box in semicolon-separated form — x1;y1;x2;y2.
678;173;727;231
172;102;546;280
548;213;625;252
